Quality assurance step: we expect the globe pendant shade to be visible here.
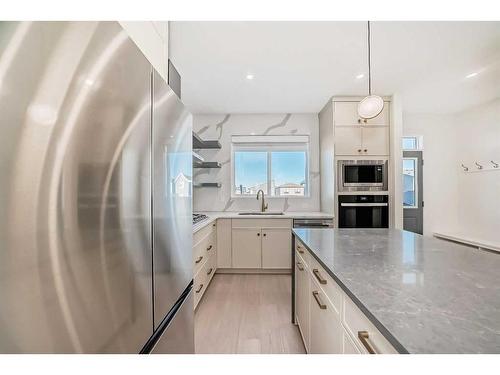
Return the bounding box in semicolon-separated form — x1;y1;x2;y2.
358;95;384;119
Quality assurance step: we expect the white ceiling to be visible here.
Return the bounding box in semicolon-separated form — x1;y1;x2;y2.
170;21;500;114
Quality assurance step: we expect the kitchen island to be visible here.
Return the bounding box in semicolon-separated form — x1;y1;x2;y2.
292;228;500;354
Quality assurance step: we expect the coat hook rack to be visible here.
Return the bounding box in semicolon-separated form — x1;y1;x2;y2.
461;160;500;173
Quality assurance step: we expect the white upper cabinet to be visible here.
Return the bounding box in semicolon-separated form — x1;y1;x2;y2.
334;101;389;126
334;127;362;155
361;127;390;156
333;100;390;156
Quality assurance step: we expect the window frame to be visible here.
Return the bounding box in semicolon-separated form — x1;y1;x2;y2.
231;137;310;199
402;135;424;151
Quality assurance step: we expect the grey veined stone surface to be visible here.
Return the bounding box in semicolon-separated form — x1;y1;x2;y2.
293;228;500;354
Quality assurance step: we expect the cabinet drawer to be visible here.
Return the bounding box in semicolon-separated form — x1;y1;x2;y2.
334;101;389;126
308;256;343;315
232;218;292;228
343;296;397;354
309;278;343;353
295;240;310;266
193;221;216;245
193;264;207;309
343;328;362;354
194;231;216;275
205;251;216;285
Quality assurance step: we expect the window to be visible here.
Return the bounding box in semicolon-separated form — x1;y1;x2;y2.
402;136;423;150
232;135;309;197
403;158;417;207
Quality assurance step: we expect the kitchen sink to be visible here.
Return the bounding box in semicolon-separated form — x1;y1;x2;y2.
238;211;284;216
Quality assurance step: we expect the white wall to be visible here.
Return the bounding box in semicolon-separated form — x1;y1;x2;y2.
403;98;500;244
454;99;500;244
193;114;321;212
120;22;169;80
403;113;460;236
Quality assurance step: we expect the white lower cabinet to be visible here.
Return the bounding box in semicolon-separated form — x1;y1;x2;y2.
193;223;217;310
262;228;291;269
295;253;310;351
309;279;343;354
342;329;361;354
294;238;397;354
231;228;262;268
231;219;292;270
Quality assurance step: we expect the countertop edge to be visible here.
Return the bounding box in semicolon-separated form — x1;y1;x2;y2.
193;211;334;233
292;228;409;354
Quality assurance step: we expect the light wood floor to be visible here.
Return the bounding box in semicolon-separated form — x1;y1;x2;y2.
194;274;306;354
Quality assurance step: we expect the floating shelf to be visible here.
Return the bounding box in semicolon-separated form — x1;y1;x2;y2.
193;182;221;188
193;132;221;149
192;151;204;164
193;161;221;169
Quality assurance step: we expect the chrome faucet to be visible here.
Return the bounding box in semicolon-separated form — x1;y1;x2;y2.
256;189;268;212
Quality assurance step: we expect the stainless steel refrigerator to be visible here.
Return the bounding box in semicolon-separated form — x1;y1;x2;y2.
0;21;194;353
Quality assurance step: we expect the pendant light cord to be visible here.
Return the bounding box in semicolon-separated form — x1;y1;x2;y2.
368;20;371;96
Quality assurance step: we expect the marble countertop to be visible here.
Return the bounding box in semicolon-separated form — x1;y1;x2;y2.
292;228;500;354
193;211;334;233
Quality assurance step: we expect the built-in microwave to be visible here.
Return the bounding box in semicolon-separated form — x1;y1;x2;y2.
338;159;388;192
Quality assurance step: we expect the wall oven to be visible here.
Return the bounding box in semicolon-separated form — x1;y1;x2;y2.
338;159;388;192
338;195;389;228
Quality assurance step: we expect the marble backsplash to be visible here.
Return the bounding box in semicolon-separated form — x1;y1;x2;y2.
193;113;320;212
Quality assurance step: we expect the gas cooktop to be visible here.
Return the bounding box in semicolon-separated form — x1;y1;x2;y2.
193;213;208;225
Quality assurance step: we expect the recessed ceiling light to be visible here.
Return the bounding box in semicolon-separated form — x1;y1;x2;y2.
246;74;254;80
466;72;478;79
356;74;365;79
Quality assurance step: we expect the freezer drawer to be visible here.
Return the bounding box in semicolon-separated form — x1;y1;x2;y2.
150;288;194;354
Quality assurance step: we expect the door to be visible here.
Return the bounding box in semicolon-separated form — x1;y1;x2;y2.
262;228;291;269
334;127;362;155
152;70;194;329
403;151;424;234
0;22;154;353
295;258;310;351
362;127;389;155
232;228;262;268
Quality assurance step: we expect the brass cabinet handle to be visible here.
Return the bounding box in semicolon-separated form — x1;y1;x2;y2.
296;262;304;271
363;118;368;124
207;268;213;276
358;331;376;354
206;245;213;251
195;284;204;293
312;291;327;309
313;269;327;284
297;245;304;254
195;256;203;264
358;118;362;124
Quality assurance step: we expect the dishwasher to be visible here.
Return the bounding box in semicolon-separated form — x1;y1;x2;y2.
293;218;334;228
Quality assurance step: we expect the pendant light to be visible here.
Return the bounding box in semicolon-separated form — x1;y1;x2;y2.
358;21;384;120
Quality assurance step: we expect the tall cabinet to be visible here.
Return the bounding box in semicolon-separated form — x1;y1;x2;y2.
318;96;393;226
